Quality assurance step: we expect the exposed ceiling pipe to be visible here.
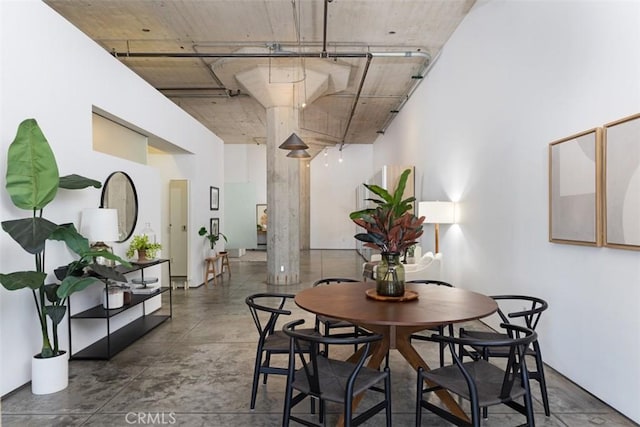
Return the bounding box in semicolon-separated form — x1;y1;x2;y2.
376;49;441;134
339;53;372;151
111;50;429;60
322;0;332;57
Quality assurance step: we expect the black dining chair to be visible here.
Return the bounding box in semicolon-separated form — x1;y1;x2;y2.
416;323;537;427
283;319;392;427
459;295;550;417
312;277;366;355
407;279;455;367
245;292;318;410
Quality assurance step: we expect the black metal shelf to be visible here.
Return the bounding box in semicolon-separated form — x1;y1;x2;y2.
71;315;169;359
71;287;170;319
69;258;172;360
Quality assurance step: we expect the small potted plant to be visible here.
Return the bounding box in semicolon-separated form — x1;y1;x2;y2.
198;226;227;257
126;234;162;262
350;168;424;297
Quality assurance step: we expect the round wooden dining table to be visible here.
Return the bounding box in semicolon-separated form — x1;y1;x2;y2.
295;281;498;424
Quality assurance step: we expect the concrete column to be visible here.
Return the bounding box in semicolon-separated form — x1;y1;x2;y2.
266;106;300;284
299;161;310;250
231;57;351;284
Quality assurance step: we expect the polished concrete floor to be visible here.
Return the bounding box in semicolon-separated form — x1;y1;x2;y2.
1;250;636;426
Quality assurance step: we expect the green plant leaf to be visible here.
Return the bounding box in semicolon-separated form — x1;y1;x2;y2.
56;276;100;300
58;174;101;190
5;118;59;210
89;263;128;282
44;283;61;303
49;223;90;256
363;183;392;202
1;217;58;254
0;271;46;291
43;305;67;326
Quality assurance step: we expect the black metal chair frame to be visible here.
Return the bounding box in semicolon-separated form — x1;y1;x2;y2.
416;323;537;427
312;278;367;355
406;279;454;367
246;292;317;410
283;319;392;427
459;295;550;417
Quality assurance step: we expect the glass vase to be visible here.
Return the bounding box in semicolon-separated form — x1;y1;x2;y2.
376;252;405;297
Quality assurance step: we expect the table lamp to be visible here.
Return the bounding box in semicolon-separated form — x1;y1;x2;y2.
418;201;455;253
80;208;120;265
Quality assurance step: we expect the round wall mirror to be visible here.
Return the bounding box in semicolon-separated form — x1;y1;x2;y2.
100;171;138;243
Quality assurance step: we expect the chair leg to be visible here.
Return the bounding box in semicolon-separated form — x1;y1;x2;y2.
533;342;551;416
522;371;536;427
282;384;292;427
323;327;330;357
416;368;423;426
250;348;263;409
385;366;392;427
263;351;272;384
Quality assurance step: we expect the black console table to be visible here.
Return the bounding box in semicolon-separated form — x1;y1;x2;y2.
68;258;172;360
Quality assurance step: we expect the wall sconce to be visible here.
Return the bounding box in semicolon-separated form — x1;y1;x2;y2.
418;201;456;253
80;208;120;265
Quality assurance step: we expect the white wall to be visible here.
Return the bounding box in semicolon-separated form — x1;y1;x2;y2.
224;144;267;249
224;144;267;204
0;1;222;394
375;0;640;422
223;143;373;250
310;145;373;249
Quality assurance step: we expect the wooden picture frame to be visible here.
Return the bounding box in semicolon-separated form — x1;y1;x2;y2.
210;186;219;210
256;204;267;231
603;113;640;250
548;127;603;246
210;218;219;237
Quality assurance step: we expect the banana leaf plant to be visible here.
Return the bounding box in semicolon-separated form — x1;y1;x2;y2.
349;168;425;253
0;118;130;358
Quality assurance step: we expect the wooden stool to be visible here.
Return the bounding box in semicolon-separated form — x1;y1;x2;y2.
219;252;231;277
204;253;231;286
204;256;219;285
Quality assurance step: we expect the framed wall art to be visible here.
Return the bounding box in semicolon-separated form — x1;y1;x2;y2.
548;127;603;246
256;204;267;231
210;217;219;237
603;113;640;250
210;186;219;210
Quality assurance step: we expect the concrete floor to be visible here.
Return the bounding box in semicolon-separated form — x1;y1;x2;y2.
1;250;636;426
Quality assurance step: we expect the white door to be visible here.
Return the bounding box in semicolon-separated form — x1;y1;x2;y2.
169;180;189;277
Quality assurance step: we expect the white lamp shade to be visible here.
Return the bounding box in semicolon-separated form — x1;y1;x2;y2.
80;208;120;242
419;201;456;224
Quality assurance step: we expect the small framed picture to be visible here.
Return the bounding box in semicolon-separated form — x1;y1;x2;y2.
256;204;267;231
210;218;219;237
210;186;219;210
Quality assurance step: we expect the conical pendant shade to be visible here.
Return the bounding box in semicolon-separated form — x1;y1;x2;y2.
286;149;311;158
279;132;309;150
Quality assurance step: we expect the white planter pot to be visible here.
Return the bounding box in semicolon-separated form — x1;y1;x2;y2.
31;351;68;394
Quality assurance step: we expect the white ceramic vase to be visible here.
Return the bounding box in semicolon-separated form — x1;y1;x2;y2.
31;351;68;394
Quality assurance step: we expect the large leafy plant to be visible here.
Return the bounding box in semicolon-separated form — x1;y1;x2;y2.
349;168;425;253
0;118;129;358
